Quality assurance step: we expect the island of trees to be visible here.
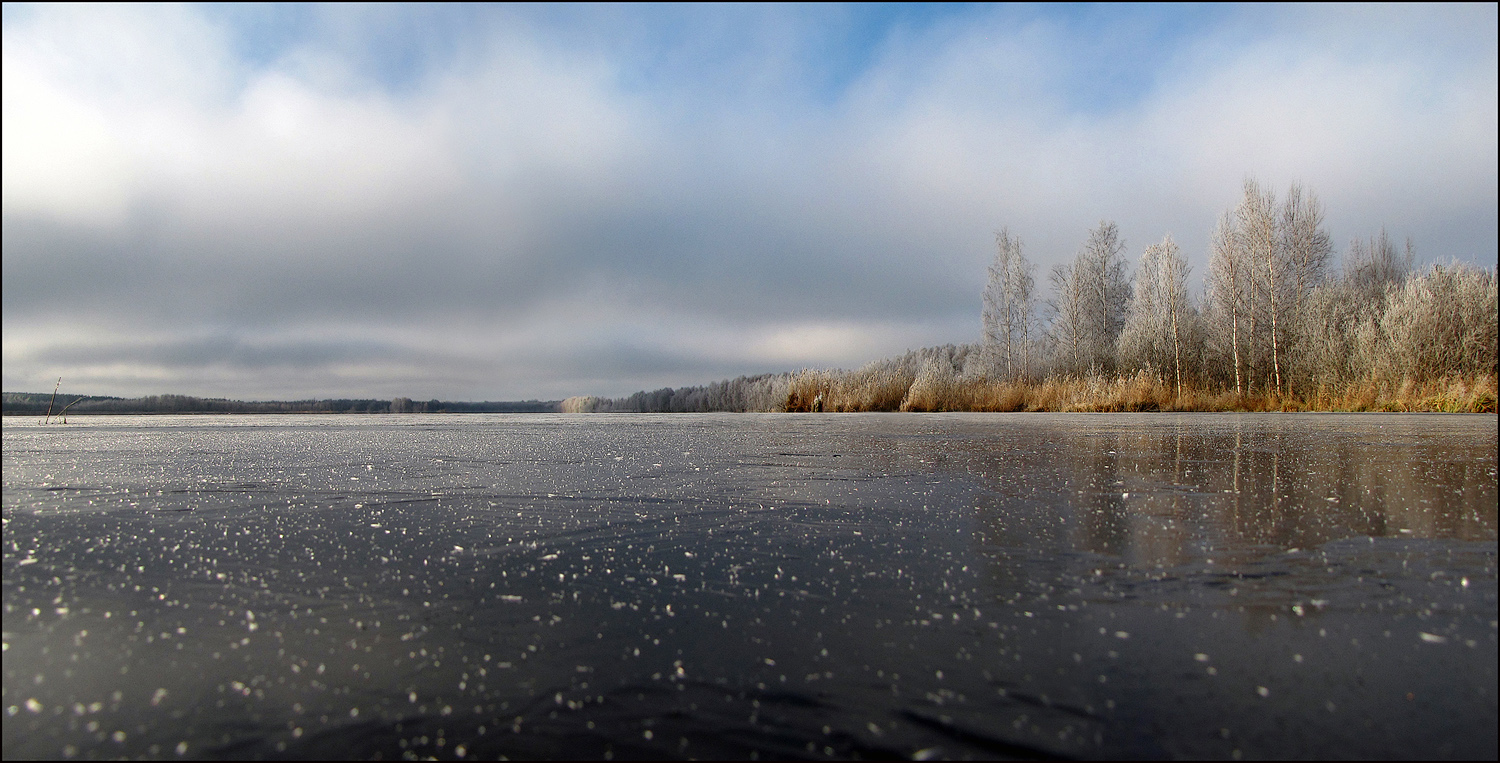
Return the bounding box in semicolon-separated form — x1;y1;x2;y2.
566;180;1497;413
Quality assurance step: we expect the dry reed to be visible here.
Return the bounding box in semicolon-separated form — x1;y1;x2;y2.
784;369;1496;414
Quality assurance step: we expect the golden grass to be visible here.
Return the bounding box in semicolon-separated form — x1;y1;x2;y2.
785;371;1497;414
1290;375;1497;413
783;370;835;412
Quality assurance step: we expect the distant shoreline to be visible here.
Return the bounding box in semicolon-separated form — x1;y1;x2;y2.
560;366;1497;415
1;393;561;416
7;369;1496;417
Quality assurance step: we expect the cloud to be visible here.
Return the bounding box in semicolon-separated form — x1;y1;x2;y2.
3;4;1495;399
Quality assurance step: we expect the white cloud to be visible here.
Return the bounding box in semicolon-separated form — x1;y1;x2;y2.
1;55;136;225
2;5;1494;399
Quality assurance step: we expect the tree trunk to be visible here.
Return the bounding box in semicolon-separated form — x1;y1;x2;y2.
1231;308;1242;397
1171;305;1183;400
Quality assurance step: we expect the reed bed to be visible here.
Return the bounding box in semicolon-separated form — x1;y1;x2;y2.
784;369;1496;414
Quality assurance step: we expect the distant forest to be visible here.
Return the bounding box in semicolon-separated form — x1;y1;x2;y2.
1;393;560;417
568;181;1497;414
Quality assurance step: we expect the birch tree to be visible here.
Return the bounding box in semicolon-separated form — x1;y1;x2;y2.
1045;221;1128;377
1236;179;1281;393
982;227;1037;381
1077;220;1131;374
1165;243;1190;398
1207;180;1327;396
1047;260;1088;377
1277;183;1332;394
1120;234;1191;397
1206;212;1247;395
1280;183;1333;300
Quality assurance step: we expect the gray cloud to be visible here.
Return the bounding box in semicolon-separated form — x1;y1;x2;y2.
29;333;418;372
3;5;1495;399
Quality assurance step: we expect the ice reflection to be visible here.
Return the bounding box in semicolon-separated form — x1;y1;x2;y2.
965;415;1496;572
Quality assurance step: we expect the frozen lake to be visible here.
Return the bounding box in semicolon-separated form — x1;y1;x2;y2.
3;413;1496;760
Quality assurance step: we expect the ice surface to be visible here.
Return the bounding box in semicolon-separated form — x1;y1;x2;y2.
3;413;1496;759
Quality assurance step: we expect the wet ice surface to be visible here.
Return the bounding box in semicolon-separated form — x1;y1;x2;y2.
3;413;1496;761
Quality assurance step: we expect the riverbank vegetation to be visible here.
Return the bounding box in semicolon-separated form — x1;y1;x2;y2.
567;180;1497;414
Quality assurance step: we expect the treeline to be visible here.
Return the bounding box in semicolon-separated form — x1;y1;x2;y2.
562;346;990;413
561;373;791;413
569;180;1497;414
1;393;562;416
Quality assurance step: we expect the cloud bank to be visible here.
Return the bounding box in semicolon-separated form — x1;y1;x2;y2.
3;4;1495;400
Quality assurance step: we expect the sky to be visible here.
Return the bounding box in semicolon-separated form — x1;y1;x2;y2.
3;4;1496;401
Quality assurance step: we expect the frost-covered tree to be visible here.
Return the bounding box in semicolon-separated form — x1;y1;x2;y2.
982;227;1037;381
1080;220;1131;374
1119;234;1192;396
568;178;1495;414
1046;260;1087;377
1276;183;1333;395
1235;179;1283;393
1205;180;1333;396
1046;221;1130;377
1291;279;1367;389
1205;212;1248;394
1373;263;1498;382
1280;184;1333;301
1343;228;1412;301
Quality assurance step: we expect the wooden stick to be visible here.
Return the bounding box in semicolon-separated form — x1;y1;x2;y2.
45;377;60;424
58;395;85;424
